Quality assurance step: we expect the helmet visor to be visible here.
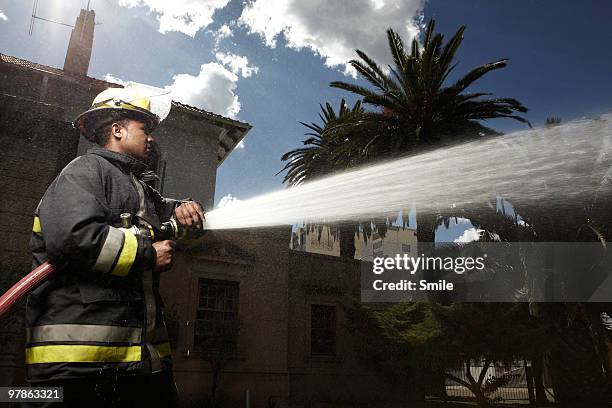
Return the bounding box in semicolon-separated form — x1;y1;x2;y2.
123;82;172;122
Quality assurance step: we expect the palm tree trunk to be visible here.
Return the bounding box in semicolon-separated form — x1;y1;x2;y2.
415;211;440;301
543;304;608;406
523;201;610;406
339;223;356;259
532;353;550;405
416;212;437;244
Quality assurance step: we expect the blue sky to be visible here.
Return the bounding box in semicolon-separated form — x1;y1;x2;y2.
1;0;612;239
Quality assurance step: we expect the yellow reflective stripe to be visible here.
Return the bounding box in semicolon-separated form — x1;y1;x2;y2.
154;342;171;358
32;216;41;233
26;345;141;364
111;230;138;277
97;98;150;111
127;97;150;111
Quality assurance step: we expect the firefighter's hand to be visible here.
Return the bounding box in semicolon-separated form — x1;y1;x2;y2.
153;240;175;272
175;201;206;228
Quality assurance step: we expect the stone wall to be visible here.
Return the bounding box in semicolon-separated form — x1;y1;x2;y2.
161;229;413;407
160;227;292;407
0;94;79;386
287;251;413;406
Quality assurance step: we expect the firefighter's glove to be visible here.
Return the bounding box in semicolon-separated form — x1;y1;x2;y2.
174;201;206;238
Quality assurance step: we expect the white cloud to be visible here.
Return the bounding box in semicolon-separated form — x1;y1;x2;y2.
212;23;235;48
454;228;484;244
103;73;128;85
166;63;241;118
235;140;245;149
217;194;242;208
0;10;8;21
116;0;230;37
239;0;425;76
104;63;245;119
215;52;259;78
215;24;233;41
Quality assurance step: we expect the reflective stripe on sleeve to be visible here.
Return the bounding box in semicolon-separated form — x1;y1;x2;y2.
32;216;41;233
111;230;138;277
94;226;125;274
26;344;141;364
27;324;141;344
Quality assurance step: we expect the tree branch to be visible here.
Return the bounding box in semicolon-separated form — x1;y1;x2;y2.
478;359;492;386
445;373;472;389
465;359;477;385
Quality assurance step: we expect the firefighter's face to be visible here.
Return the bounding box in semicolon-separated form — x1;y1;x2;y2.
117;119;153;160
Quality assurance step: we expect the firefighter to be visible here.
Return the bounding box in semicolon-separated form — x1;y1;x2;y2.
24;86;205;407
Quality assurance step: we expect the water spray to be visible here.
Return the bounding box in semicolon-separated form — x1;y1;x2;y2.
1;117;611;318
205;117;612;230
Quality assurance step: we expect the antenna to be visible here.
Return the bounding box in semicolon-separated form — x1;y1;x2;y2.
28;0;98;36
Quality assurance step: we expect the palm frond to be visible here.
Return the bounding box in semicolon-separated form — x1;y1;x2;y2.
444;59;509;98
279;99;368;185
423;18;436;47
436;26;465;86
354;50;399;93
387;28;408;73
319;18;529;168
330;81;383;101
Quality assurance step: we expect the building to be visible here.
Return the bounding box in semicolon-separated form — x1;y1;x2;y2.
0;7;416;407
293;224;418;260
163;229;413;406
0;7;249;389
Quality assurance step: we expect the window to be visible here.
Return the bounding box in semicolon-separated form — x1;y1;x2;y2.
311;304;336;355
194;279;239;353
373;239;384;257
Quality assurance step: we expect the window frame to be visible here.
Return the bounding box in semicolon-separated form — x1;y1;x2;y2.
192;278;240;354
309;303;337;357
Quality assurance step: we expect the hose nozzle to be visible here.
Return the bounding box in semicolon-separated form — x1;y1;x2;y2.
159;218;205;241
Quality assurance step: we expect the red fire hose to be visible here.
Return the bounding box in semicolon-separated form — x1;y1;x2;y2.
0;218;204;320
0;261;55;319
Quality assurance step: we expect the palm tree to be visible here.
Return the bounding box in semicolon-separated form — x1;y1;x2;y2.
326;19;531;242
280;99;365;185
280;99;369;258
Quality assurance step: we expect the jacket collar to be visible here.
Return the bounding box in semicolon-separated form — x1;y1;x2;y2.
87;147;148;176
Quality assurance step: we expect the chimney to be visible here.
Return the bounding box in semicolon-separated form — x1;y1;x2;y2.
63;8;95;76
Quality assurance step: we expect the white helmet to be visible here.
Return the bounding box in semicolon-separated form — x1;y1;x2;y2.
74;82;171;141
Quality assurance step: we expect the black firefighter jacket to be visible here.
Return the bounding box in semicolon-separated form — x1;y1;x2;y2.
26;146;181;382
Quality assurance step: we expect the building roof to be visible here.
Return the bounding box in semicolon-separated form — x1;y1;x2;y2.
171;100;251;164
172;100;250;130
0;52;252;164
1;53;115;88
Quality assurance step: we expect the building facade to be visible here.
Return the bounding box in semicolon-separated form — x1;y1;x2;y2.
162;229;413;407
0;47;249;388
293;224;418;261
0;9;414;406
